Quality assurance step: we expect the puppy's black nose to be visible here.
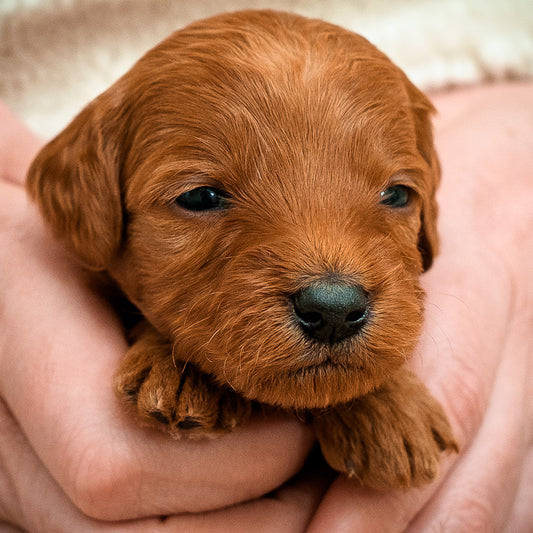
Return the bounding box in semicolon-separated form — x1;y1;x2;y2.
292;282;368;344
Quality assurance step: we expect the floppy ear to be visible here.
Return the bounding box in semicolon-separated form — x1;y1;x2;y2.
26;98;123;270
406;82;441;271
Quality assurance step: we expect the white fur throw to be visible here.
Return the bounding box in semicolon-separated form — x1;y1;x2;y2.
1;0;532;139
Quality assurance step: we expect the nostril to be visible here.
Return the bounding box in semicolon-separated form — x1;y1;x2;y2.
296;310;323;328
346;309;366;324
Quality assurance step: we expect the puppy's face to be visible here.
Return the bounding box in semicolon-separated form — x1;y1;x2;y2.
28;11;440;409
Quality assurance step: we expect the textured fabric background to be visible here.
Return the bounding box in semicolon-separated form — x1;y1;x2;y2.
1;0;532;138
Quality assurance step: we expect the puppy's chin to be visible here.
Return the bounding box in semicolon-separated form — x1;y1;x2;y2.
234;363;392;409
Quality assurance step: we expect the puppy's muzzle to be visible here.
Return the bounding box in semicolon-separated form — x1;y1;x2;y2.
292;281;368;344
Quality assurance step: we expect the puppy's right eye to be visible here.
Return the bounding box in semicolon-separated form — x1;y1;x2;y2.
380;185;411;208
175;187;229;212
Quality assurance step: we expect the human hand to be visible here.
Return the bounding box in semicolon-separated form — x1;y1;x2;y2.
2;81;532;532
0;102;320;532
306;82;533;532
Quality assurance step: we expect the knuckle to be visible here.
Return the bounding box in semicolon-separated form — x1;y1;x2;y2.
67;444;136;521
435;496;494;533
441;345;489;445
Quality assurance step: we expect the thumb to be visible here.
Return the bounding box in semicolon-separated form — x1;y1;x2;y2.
306;456;454;533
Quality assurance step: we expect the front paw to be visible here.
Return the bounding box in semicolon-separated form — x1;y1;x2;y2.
312;369;458;489
114;323;251;438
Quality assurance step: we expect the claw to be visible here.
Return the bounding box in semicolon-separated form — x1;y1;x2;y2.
177;417;203;429
149;410;170;425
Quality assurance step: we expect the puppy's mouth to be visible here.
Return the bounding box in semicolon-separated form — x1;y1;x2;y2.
291;357;364;379
288;339;367;377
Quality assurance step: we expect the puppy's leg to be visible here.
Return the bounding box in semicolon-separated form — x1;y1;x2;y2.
114;321;251;438
312;367;458;488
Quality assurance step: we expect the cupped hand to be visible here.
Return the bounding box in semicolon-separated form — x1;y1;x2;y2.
0;103;320;532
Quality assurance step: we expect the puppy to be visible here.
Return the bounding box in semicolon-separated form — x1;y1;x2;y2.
27;10;457;489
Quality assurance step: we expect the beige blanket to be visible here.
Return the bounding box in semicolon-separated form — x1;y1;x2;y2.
1;0;532;139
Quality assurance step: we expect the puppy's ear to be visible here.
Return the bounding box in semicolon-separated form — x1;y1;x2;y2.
27;98;123;270
406;82;441;271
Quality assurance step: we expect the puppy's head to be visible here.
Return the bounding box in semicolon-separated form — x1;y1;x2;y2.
27;10;440;409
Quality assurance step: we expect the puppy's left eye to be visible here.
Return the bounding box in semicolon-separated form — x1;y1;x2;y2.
176;186;229;212
380;185;411;208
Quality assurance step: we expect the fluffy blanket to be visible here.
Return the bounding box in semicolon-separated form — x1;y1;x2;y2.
1;0;532;139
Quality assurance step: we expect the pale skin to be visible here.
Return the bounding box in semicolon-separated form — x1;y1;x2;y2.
0;82;531;531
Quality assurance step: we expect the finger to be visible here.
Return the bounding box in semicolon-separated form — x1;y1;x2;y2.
0;524;23;533
503;447;533;533
0;186;314;520
168;449;334;533
408;313;532;532
0;101;43;186
0;399;185;532
167;482;321;533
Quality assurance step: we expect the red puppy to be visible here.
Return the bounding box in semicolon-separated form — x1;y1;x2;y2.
27;10;456;488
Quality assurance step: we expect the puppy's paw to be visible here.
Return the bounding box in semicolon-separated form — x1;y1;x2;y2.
313;368;458;489
135;364;250;438
114;322;251;438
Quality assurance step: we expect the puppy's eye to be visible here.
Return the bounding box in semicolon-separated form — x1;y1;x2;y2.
380;185;411;208
176;187;229;212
